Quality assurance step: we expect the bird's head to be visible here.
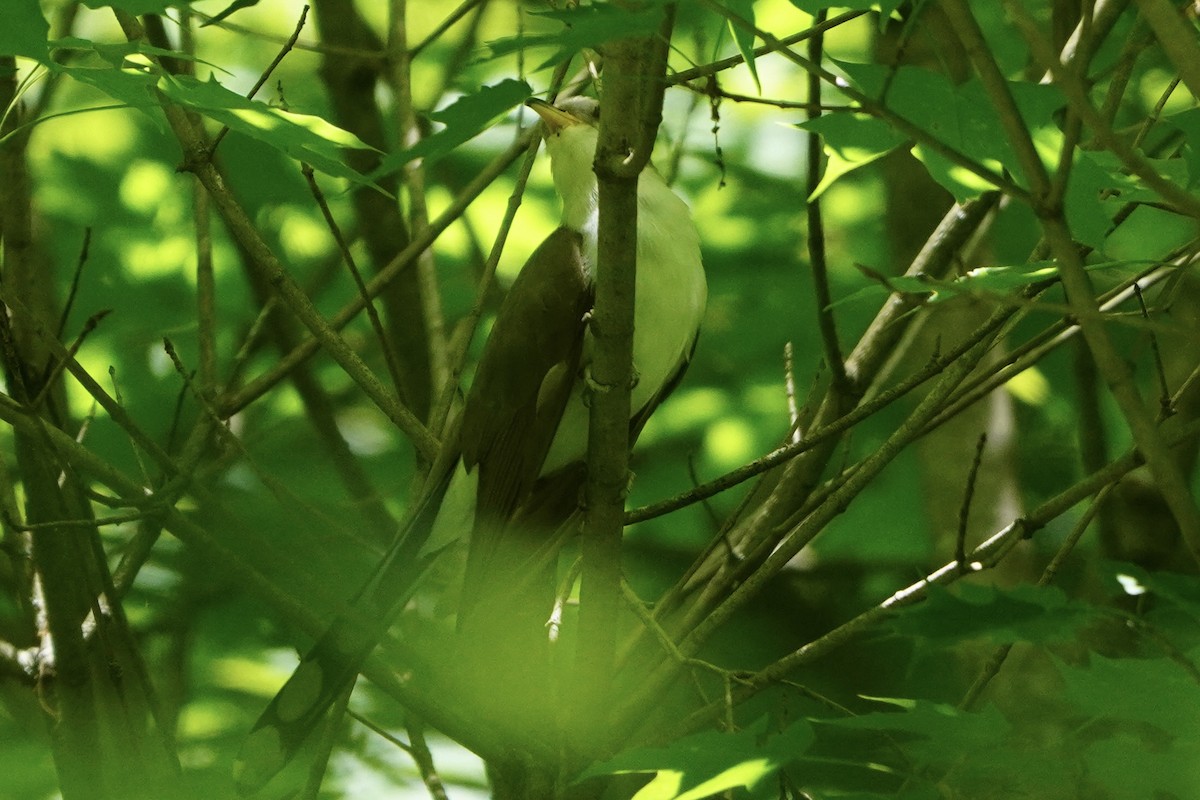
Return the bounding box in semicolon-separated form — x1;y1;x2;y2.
526;96;601;231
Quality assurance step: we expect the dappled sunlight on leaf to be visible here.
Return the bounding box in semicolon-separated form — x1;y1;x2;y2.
1004;366;1050;406
581;717;814;800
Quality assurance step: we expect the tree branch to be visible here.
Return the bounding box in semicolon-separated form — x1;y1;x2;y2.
577;9;675;750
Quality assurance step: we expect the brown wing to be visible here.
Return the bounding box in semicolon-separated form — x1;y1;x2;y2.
459;224;592;541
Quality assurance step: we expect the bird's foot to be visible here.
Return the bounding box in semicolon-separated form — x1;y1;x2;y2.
578;364;604;398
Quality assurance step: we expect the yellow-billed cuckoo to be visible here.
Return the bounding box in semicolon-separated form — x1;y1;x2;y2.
234;95;706;793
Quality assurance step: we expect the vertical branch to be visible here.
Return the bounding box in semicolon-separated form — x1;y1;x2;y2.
803;10;849;398
577;7;675;744
311;0;434;423
389;0;451;412
180;10;218;396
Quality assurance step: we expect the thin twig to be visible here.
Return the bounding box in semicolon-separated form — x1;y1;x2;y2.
954;433;988;571
803;10;849;399
656;420;1200;743
302;162;407;397
410;0;485;57
667;9;869;85
209;5;310;155
30;309;110;412
626;303;1013;525
218;125;541;422
406;718;450;800
1133;283;1172;415
55;228;91;339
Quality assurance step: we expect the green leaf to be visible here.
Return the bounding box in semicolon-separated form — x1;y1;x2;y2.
718;0;761;94
833;62;1064;199
46;39;225;133
0;0;49;60
1167;107;1200;188
81;0;194;13
1058;653;1200;737
815;698;1075;796
579;717;814;800
820;696;1008;744
157;74;379;187
1109;564;1200;624
51;36;225;73
1084;735;1200;800
883;583;1096;645
788;0;905;18
1103;204;1197;263
1064;150;1119;250
832;260;1059;308
51;59;164;128
480;3;665;71
796;113;908;199
369;79;532;179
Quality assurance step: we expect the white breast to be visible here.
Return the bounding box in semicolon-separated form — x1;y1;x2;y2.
541;132;707;475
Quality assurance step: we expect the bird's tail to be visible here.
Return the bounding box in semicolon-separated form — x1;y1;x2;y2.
233;456;457;794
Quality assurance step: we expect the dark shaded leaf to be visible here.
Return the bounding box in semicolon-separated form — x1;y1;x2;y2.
1167;107;1200;188
818;696;1007;746
883;583;1096;645
1084;735;1200;800
0;0;49;60
1058;653;1200;737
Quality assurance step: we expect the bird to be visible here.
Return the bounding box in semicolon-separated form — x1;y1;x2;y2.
233;94;707;793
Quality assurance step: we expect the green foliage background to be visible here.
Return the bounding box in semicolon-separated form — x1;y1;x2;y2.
1;1;1199;799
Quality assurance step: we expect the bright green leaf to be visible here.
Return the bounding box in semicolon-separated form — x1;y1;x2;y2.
370;78;532;179
81;0;193;13
1103;204;1197;262
579;717;814;800
0;0;49;61
788;0;904;18
51;37;225;73
718;0;762;94
480;3;666;71
52;61;164;128
798;113;908;199
157;74;379;187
